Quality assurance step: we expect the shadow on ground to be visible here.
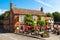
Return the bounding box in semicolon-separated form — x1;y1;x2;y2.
0;29;45;40
0;29;11;34
14;33;45;40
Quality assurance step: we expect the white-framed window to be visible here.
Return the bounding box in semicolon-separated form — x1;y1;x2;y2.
41;17;44;20
32;16;37;21
19;15;25;22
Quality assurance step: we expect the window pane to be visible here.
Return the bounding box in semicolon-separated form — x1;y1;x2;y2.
19;15;25;22
32;16;36;21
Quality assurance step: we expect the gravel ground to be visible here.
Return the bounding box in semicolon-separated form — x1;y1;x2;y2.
43;32;60;40
0;33;44;40
0;29;44;40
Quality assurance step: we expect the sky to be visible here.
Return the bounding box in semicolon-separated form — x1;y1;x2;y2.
0;0;60;14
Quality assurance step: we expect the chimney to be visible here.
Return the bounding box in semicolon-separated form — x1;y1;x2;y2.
41;7;43;12
10;0;13;9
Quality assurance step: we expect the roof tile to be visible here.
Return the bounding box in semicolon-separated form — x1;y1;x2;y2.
11;7;44;15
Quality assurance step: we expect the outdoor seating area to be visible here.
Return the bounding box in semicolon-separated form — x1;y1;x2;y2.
1;0;60;40
14;24;60;38
52;25;60;35
14;24;50;38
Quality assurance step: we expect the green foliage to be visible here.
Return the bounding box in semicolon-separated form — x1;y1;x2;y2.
45;20;48;24
37;15;45;26
40;20;45;26
42;31;49;36
24;14;35;31
37;20;45;31
0;11;10;25
30;20;35;27
24;14;32;25
30;20;35;31
0;11;10;20
0;15;4;20
37;15;42;25
38;15;42;20
37;20;41;25
46;12;60;22
2;11;10;17
52;12;60;22
46;12;53;18
0;20;3;25
37;20;45;26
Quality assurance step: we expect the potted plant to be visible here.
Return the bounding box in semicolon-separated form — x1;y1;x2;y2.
40;31;49;38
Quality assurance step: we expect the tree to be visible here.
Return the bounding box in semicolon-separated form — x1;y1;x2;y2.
24;14;35;32
0;20;3;25
37;15;42;25
45;19;48;24
24;14;35;27
30;20;35;32
46;12;53;18
0;10;10;20
3;11;10;17
40;21;45;31
24;14;32;25
37;15;45;31
52;12;60;22
0;10;10;25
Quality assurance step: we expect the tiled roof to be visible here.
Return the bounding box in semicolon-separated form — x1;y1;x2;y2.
11;7;44;15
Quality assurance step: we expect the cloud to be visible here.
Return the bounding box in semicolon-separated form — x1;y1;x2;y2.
35;0;54;9
0;9;7;15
